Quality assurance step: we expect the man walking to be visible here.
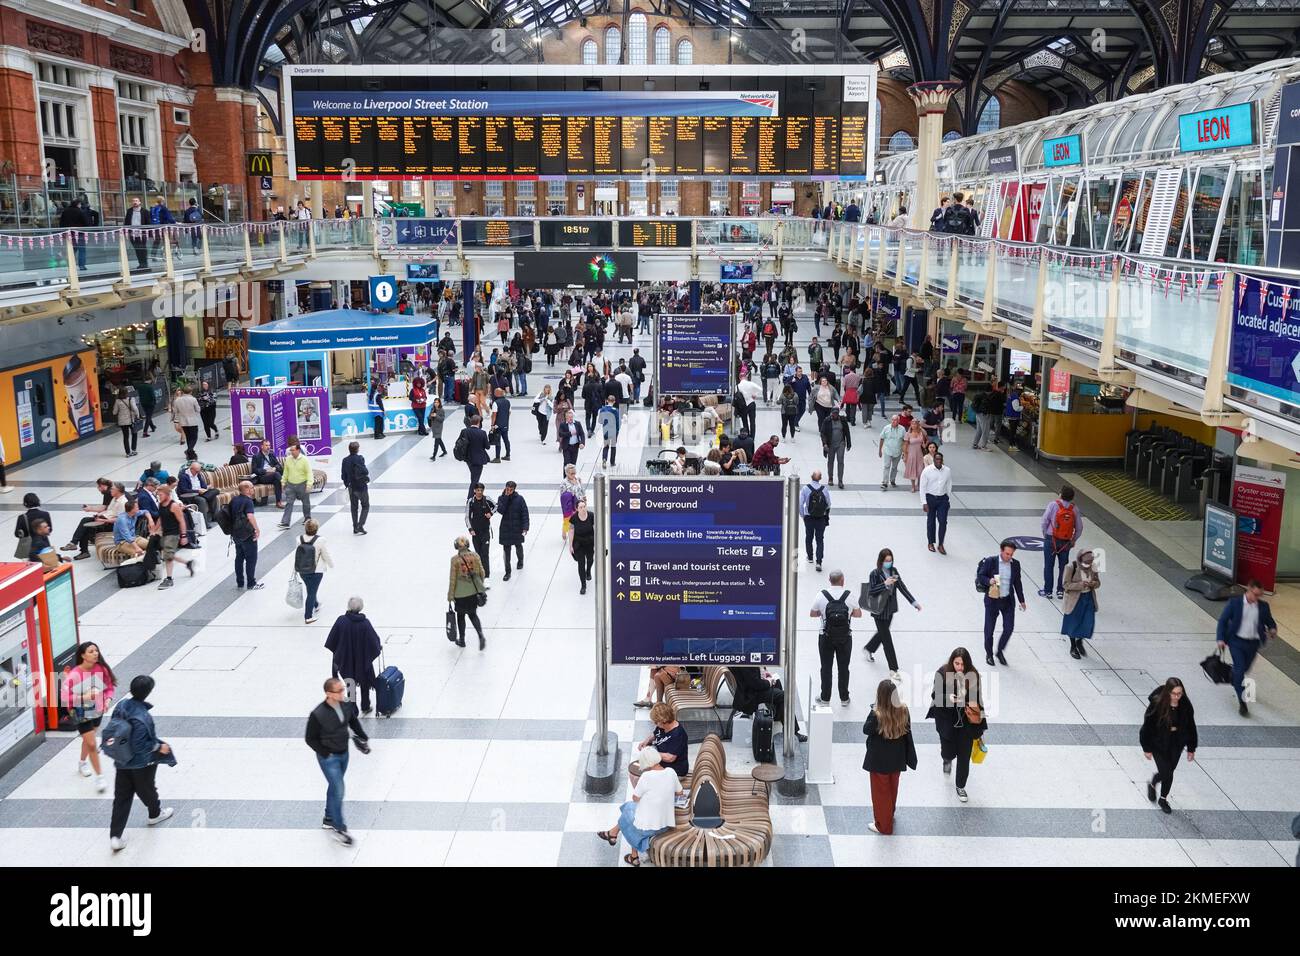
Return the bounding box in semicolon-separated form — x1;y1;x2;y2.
305;677;369;846
1039;484;1083;598
878;414;906;491
106;675;175;852
972;387;996;450
799;471;831;572
466;482;495;579
340;441;370;535
154;485;195;590
279;441;313;528
489;387;512;463
597;395;621;468
736;372;762;437
628;348;647;402
1215;579;1278;716
458;414;491;498
172;386;201;456
810;570;862;707
820;404;852;489
496;481;529;581
918;450;952;554
230;479;264;591
976;540;1027;666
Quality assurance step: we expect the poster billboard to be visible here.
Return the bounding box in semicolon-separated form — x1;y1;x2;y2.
1227;274;1300;406
1201;502;1238;581
1229;464;1286;590
1046;367;1071;411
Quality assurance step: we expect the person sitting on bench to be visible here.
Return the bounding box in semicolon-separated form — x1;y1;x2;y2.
178;461;219;517
732;666;806;741
251;440;284;507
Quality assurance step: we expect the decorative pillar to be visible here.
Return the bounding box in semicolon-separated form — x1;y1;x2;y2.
310;181;324;220
461;279;477;359
906;81;962;231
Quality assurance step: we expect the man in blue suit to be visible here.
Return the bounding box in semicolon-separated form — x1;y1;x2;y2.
1216;579;1278;717
977;540;1027;667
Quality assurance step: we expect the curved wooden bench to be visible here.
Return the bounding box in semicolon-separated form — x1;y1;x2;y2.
665;667;738;741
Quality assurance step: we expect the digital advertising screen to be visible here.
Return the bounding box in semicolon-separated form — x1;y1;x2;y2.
513;251;638;287
721;263;754;283
286;67;876;181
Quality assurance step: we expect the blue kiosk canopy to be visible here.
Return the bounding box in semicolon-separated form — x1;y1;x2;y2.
247;310;439;353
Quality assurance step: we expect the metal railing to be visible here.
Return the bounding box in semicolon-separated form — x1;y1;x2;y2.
0;176;245;229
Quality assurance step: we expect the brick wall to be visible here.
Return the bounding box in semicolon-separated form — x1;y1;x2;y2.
0;68;41;175
996;80;1050;128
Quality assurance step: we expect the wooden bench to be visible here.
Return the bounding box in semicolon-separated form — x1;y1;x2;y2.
665;666;738;741
648;734;773;867
212;462;328;507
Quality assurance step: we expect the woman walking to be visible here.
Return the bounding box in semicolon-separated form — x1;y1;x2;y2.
296;519;334;625
1061;548;1101;659
902;419;926;492
862;679;917;834
427;397;448;460
111;387;139;458
447;536;487;650
568;496;595;594
198;380;219;441
949;369;968;424
925;647;986;803
863;548;922;677
532;384;554;443
596;747;683;867
560;464;585;539
1140;678;1197;814
62;641;116;793
779;384;799;439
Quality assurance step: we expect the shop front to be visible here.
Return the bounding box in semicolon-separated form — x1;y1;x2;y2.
246;310;438;441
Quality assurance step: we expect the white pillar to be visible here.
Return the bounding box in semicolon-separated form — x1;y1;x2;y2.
906;82;961;231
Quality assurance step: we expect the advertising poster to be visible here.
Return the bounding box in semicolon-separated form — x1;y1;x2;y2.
16;393;33;448
0;349;102;464
273;386;332;456
1201;503;1237;581
1230;465;1286;590
61;354;98;437
1227;274;1300;405
230;388;270;450
1046;367;1072;411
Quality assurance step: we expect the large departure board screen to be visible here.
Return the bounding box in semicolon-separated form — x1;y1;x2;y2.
286;68;875;181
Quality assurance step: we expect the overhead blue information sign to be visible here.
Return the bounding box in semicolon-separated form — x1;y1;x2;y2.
394;219;458;245
406;262;440;282
1179;102;1254;152
1042;134;1083;167
1228;273;1300;405
608;477;784;666
657;312;733;397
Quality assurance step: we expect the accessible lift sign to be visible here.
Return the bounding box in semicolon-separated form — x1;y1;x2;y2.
608;477;784;666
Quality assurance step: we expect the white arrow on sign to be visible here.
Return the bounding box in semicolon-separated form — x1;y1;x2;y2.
1292;350;1300;383
616;562;625;570
616;592;626;600
616;576;625;585
767;547;777;555
616;500;626;508
616;529;626;538
707;484;715;493
615;483;625;492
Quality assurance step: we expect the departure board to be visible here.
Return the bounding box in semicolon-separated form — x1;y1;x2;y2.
619;219;690;248
461;219;531;247
540;220;613;247
287;73;875;180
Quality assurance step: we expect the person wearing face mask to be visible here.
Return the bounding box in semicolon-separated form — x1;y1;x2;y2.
1139;678;1197;815
1060;548;1101;660
925;647;986;803
863;548;921;679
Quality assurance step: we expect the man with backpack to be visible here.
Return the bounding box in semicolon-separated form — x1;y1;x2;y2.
226;479;264;591
799;471;832;571
1040;484;1083;599
456;414;491;499
810;570;862;706
340;441;370;535
762;317;778;355
105;675;175;852
941;190;977;236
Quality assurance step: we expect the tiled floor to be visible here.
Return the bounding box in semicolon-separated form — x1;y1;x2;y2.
1;303;1296;868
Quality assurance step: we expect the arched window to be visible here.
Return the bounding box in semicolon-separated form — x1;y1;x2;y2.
654;26;670;64
676;38;693;65
977;96;1001;135
887;130;915;152
605;26;621;65
581;38;598;65
942;130;962;142
627;13;647;65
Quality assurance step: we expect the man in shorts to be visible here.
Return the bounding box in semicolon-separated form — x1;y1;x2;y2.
154;485;195;589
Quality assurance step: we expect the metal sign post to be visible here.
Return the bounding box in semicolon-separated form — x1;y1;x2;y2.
583;471;620;794
779;473;806;795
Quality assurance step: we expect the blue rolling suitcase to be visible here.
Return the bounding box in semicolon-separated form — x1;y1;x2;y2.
374;655;405;717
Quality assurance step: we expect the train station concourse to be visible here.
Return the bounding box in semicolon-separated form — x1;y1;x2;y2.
1;0;1299;932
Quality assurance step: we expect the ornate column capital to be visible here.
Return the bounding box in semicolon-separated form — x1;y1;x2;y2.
906;80;963;117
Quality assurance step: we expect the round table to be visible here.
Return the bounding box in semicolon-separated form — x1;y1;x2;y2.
750;763;784;797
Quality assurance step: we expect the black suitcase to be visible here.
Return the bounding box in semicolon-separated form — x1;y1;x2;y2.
116;562;149;588
752;703;775;763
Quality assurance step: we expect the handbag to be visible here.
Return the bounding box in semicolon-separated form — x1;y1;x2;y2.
13;514;31;560
285;573;304;609
863;579;893;616
445;603;457;642
1199;648;1233;685
970;738;988;764
964;702;982;725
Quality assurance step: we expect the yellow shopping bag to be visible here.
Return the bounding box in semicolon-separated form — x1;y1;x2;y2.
970;738;988;764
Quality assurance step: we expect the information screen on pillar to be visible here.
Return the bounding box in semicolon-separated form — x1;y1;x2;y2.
286;67;876;181
608;477;785;666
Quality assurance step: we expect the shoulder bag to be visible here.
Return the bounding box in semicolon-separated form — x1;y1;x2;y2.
863;574;894;616
461;555;488;608
13;513;31;560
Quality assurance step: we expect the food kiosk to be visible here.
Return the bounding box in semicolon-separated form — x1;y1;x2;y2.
245;310;439;440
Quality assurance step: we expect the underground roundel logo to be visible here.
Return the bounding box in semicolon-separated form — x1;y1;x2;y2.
587;255;617;283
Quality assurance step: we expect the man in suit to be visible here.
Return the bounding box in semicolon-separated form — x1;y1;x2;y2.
458;414;491;500
1216;579;1278;716
178;461;219;518
251;439;284;507
977;540;1027;667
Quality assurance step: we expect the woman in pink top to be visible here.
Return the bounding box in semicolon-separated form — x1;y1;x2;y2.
949;370;969;424
62;641;117;792
903;420;927;491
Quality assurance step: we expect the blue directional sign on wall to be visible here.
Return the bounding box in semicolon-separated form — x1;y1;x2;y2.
608;476;785;666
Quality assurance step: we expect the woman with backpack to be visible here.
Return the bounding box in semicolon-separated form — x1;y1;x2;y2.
1060;548;1101;659
862;678;918;834
863;548;922;678
296;519;334;624
1140;678;1197;814
13;492;52;561
62;641;117;793
926;647;986;803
